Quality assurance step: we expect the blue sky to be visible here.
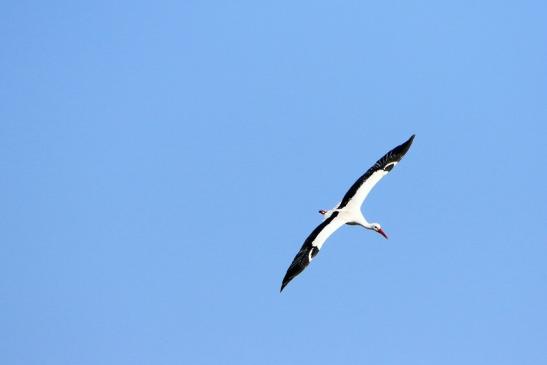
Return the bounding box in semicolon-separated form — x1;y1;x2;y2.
1;1;546;364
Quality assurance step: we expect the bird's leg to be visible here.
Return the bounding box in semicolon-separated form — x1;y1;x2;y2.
319;210;327;215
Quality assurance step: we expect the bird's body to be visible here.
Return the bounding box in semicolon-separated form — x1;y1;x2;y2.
280;135;415;292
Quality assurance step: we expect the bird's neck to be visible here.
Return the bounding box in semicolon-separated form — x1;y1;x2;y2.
352;213;372;229
362;222;375;230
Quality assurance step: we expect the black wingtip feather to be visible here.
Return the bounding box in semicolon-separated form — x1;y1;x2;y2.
280;261;302;292
394;134;415;157
280;273;294;292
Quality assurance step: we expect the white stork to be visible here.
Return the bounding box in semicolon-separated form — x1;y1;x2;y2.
280;135;415;292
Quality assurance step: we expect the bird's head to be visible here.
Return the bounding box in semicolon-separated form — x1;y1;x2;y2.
371;223;388;239
318;209;327;215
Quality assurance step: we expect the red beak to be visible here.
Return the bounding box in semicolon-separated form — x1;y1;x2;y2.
377;228;388;239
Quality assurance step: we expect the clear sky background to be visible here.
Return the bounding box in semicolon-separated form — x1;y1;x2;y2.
1;1;546;364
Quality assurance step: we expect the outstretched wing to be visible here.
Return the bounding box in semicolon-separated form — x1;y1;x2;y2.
337;134;415;211
280;211;346;292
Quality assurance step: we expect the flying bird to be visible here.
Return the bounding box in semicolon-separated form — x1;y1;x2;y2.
280;134;415;292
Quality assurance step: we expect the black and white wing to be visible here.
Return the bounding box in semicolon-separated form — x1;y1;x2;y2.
280;211;346;292
337;135;415;211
